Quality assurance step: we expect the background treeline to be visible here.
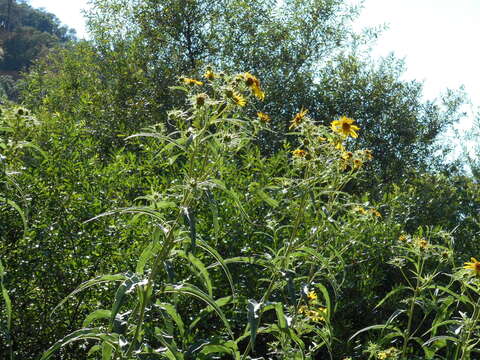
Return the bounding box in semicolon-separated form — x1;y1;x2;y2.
2;0;480;359
0;0;76;100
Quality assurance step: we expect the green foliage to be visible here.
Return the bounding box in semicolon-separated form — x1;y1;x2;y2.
20;0;467;186
3;65;480;359
0;101;156;358
1;0;477;359
34;71;379;360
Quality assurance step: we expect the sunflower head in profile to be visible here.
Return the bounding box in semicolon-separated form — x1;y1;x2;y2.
257;112;271;123
204;69;217;81
243;72;265;100
464;257;480;276
181;77;204;86
292;149;308;158
225;89;246;107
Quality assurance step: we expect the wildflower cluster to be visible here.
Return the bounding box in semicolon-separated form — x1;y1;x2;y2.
298;290;328;323
376;346;400;359
292;149;308;158
339;148;373;171
289;108;308;129
414;236;429;250
286;107;366;176
242;72;265;100
395;231;451;260
257;112;271;123
203;68;217;81
180;68;267;113
182;77;203;86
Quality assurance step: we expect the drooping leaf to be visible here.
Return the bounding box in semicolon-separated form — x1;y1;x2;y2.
164;284;233;338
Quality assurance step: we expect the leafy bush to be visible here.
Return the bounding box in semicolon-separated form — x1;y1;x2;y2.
2;72;480;360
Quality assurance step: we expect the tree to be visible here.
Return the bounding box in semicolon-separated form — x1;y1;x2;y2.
22;0;465;183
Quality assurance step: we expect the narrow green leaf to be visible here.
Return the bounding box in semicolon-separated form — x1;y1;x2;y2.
157;302;185;337
0;260;11;334
349;324;402;342
155;327;185;360
85;207;166;224
374;285;411;310
137;229;163;274
51;274;127;316
247;299;262;347
200;344;234;356
40;329;118;360
83;309;111;328
102;342;114;360
423;335;459;347
187;253;212;296
189;296;232;330
183;207;196;253
315;283;332;322
164;284;233;338
205;190;219;235
176;250;213;297
198;239;235;296
87;345;102;357
110;272;145;328
256;189;279;208
274;302;288;330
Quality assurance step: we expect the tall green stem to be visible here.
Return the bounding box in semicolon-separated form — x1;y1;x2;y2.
402;256;424;359
459;295;480;360
125;120;211;357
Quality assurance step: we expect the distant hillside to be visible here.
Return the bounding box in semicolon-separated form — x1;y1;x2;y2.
0;0;76;100
0;0;76;73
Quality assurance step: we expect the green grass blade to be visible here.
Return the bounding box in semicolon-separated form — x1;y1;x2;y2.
51;273;128;316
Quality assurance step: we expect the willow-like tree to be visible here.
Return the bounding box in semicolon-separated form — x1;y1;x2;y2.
22;0;466;184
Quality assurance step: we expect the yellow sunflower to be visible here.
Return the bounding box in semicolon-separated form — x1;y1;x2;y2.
341;151;353;160
231;92;246;107
307;291;317;301
204;69;217;81
195;93;207;107
398;234;408;242
307;307;327;322
331;116;360;138
377;347;398;359
298;305;308;314
370;209;382;217
353;158;363;169
182;77;203;86
292;149;308;158
257;112;271;123
364;149;374;160
355;206;368;215
415;237;429;250
464;257;480;276
333;140;345;152
289;108;308;129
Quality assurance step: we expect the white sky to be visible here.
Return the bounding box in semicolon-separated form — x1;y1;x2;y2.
28;0;480;131
354;0;480;131
28;0;89;38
